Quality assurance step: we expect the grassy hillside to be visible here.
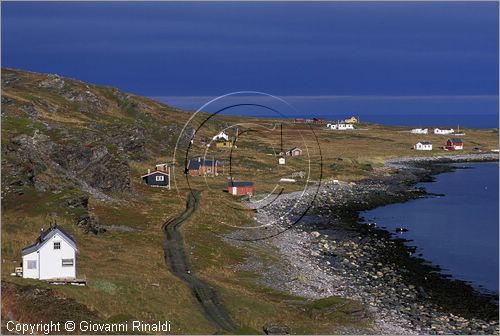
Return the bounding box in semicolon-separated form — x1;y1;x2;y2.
2;68;498;334
0;68;368;334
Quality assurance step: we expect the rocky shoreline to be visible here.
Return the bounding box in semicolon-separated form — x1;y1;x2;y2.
227;153;499;334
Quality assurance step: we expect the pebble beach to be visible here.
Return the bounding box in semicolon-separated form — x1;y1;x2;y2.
227;153;499;334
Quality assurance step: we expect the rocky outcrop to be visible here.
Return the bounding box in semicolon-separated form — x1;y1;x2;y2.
97;123;152;161
1;70;22;87
75;214;106;235
3;129;133;199
19;102;38;119
37;73;65;90
63;87;109;115
60;195;90;209
1;281;100;330
59;194;106;234
263;325;291;335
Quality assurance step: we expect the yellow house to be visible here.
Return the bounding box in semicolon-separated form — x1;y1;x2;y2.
216;141;234;148
344;116;358;124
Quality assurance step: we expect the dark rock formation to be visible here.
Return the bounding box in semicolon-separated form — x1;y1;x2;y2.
263;324;291;335
60;195;89;209
75;214;106;235
3;130;133;197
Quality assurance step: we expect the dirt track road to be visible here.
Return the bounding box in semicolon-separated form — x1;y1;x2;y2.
162;190;238;332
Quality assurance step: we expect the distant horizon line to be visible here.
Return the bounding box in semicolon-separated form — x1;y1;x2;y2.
152;94;499;102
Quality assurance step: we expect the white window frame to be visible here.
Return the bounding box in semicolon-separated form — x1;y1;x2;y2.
53;242;61;250
62;259;74;267
27;260;37;269
155;175;165;182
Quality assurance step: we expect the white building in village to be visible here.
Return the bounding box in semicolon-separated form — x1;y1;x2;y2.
212;131;229;141
21;224;77;280
411;128;428;134
326;123;355;130
414;141;433;151
434;128;454;135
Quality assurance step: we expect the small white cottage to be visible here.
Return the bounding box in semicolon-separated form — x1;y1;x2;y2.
285;147;302;157
414;141;433;151
411;128;428;134
327;123;354;130
212;131;229;141
434;128;454;135
21;224;77;280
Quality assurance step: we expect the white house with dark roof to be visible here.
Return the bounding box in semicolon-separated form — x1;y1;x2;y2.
434;128;454;135
285;147;302;157
326;123;354;130
21;224;77;280
414;141;433;151
411;128;428;134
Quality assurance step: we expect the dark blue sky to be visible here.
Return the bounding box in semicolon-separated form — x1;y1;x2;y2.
2;2;499;126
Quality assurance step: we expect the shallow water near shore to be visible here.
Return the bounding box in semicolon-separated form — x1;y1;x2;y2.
362;162;499;294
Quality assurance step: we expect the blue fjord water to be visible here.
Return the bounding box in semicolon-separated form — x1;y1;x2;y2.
362;162;499;294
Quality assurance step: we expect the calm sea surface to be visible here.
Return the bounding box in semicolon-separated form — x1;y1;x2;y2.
157;96;499;129
362;162;499;294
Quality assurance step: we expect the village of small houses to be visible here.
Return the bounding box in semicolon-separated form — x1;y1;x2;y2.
12;111;497;286
1;68;496;333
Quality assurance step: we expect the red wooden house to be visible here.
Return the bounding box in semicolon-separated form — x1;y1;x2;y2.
445;138;464;151
186;158;218;176
227;181;254;196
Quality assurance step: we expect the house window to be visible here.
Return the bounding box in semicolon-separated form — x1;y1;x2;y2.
62;259;74;267
54;242;61;250
27;260;37;269
155;175;164;182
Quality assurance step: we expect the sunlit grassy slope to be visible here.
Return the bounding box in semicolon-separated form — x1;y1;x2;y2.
2;68;498;334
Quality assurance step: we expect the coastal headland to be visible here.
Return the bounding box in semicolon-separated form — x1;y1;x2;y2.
2;68;499;334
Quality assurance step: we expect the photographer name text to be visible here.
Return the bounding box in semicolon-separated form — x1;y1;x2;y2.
7;320;172;334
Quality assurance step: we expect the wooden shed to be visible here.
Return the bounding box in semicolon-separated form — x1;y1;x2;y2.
227;181;254;196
